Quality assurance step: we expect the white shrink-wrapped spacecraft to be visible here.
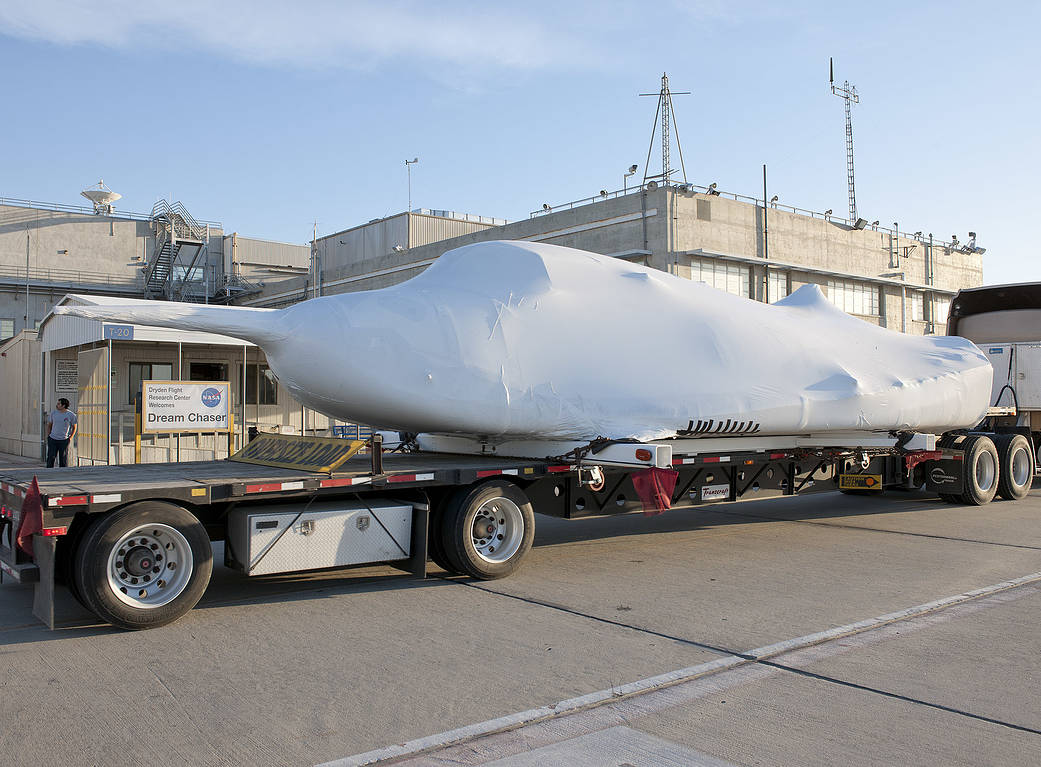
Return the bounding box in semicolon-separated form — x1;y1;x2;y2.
56;240;992;442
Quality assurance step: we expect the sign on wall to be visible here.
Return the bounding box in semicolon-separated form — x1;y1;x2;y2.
103;324;134;341
55;359;78;393
142;380;231;433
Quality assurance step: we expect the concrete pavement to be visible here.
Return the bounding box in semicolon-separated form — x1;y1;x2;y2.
1;486;1040;766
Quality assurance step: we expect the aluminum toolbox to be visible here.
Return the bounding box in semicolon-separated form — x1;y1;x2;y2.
226;500;412;576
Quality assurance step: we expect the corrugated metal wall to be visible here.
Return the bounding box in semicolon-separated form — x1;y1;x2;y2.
40;312;103;352
316;213;501;273
228;235;310;268
409;213;498;248
0;330;41;456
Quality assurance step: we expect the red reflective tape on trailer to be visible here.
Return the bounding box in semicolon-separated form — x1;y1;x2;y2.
548;465;571;473
388;473;435;483
703;457;721;464
769;453;786;460
41;526;68;537
245;483;283;494
48;496;88;507
320;478;355;488
476;470;502;478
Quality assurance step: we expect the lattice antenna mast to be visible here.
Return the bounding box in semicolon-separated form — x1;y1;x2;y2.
830;57;860;222
639;72;690;185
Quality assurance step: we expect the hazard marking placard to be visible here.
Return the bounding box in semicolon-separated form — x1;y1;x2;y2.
838;474;882;491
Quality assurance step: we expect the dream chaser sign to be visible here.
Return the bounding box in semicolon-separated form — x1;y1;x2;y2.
142;381;231;433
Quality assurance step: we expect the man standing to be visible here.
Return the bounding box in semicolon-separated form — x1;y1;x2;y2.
46;398;78;468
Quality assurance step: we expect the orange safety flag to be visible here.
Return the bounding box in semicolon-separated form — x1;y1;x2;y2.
16;476;43;556
631;467;679;515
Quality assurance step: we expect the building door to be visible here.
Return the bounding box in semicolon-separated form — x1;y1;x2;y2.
76;348;109;465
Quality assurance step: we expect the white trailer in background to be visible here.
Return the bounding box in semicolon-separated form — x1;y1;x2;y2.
948;282;1041;472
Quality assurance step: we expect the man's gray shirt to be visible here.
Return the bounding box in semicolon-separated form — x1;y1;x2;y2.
48;410;78;440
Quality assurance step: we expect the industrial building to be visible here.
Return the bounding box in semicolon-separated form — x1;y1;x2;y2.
0;194;312;458
247;183;983;340
0;178;986;462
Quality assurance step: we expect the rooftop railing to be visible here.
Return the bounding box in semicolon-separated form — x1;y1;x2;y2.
0;195;222;228
0;262;144;289
530;182;970;252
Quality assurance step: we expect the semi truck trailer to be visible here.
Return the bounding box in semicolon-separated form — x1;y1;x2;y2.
1;424;1032;631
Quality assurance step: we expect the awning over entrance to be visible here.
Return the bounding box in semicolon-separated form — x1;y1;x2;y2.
39;294;256;353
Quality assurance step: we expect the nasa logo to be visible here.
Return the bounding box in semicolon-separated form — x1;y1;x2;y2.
930;467;957;485
201;387;222;408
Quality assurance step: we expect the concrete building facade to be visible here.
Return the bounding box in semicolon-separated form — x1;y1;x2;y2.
245;185;982;339
0;197;312;459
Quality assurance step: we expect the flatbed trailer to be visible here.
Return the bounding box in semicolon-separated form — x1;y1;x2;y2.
1;426;1034;630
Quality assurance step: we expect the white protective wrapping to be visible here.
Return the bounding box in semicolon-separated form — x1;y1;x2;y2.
55;240;992;441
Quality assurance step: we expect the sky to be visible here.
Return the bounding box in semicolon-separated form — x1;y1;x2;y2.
1;1;1038;285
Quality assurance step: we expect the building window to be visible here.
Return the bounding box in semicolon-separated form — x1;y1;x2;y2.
0;318;14;341
766;271;789;303
910;291;925;322
931;297;951;326
826;278;879;317
690;258;750;298
189;362;228;382
241;363;277;405
129;362;174;403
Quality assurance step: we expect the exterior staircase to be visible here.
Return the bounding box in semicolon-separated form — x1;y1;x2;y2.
144;200;209;300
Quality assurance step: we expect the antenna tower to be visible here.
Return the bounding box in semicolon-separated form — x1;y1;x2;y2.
639;73;690;185
829;58;860;222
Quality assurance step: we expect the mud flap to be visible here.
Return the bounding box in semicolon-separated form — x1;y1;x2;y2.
924;459;965;495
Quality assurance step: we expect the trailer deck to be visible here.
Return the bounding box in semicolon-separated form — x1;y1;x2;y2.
0;452;578;520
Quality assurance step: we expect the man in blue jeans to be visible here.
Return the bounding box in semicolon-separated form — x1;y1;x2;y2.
46;398;78;468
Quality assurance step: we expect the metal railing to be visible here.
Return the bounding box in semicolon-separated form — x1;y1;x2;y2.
0;262;144;289
0;195;221;228
530;182;967;251
151;199;209;242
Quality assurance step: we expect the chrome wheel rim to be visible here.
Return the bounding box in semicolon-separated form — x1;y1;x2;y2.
1012;446;1032;488
976;450;996;492
106;523;193;608
471;498;524;564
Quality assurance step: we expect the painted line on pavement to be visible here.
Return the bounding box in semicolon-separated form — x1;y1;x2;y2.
318;570;1041;767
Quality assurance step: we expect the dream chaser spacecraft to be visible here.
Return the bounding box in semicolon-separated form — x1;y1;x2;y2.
55;240;992;442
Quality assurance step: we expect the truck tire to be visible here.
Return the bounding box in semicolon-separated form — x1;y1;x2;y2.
73;501;213;630
426;506;458;574
440;480;535;580
957;435;999;506
995;434;1034;501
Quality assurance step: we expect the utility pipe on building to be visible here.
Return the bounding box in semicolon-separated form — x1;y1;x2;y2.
763;164;769;302
24;226;30;331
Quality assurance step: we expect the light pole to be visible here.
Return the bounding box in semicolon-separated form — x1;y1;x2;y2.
405;157;419;213
24;226;29;330
623;164;638;192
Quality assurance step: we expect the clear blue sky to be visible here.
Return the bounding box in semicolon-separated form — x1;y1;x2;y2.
2;1;1037;285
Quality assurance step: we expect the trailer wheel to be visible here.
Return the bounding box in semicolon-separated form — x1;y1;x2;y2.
957;435;999;506
995;434;1034;501
426;506;458;574
73;501;212;630
440;480;535;579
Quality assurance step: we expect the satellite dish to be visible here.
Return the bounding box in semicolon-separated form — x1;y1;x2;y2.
81;179;122;214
